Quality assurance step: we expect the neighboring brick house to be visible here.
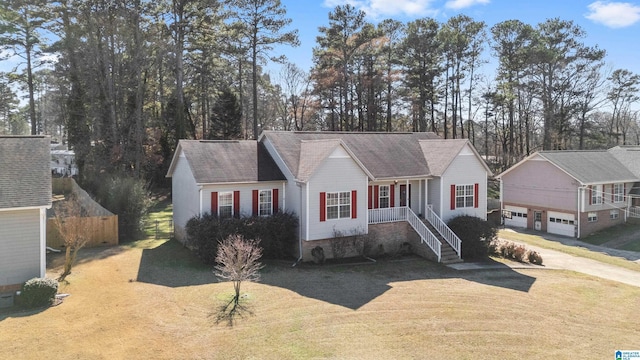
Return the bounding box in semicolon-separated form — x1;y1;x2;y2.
497;149;640;238
0;136;52;300
167;131;492;263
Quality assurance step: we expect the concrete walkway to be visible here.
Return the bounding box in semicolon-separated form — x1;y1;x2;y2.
448;229;640;288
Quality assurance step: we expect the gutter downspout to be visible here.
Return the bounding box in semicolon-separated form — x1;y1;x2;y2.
292;183;304;267
577;185;587;239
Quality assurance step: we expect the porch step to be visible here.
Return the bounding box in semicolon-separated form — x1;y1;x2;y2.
422;220;463;264
440;243;463;264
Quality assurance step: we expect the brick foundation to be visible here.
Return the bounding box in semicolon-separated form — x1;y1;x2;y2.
299;222;439;262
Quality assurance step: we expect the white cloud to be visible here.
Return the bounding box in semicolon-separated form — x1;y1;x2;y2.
445;0;490;10
586;1;640;28
323;0;438;19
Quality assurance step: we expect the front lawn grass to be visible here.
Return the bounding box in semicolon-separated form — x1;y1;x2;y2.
498;229;640;272
1;238;639;360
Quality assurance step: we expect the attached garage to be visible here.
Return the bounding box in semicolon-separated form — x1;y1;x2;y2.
547;211;576;237
504;206;528;228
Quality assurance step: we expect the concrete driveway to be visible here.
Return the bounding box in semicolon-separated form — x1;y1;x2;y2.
449;229;640;288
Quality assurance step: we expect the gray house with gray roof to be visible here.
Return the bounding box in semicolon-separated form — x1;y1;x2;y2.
1;136;52;297
167;131;492;263
497;150;640;238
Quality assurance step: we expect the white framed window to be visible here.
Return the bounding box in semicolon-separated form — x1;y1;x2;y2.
591;185;603;205
259;190;272;216
219;192;233;218
614;184;624;203
588;212;598;222
610;209;619;220
456;185;474;208
327;191;351;220
379;185;390;208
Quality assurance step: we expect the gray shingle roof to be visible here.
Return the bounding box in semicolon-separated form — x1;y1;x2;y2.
420;139;469;176
539;150;638;184
262;131;441;180
167;140;285;183
0;136;52;209
608;146;640;178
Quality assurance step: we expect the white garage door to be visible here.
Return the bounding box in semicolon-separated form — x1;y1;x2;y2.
504;206;527;228
547;211;576;237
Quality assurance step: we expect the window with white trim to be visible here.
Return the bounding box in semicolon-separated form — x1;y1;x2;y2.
259;190;272;216
588;212;598;222
610;209;619;220
327;191;351;220
591;185;603;205
614;183;624;203
219;192;233;218
456;185;474;208
379;185;390;208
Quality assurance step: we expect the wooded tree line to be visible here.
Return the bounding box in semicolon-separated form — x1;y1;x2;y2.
1;1;639;185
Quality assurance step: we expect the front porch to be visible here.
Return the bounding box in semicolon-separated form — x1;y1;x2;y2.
368;206;462;264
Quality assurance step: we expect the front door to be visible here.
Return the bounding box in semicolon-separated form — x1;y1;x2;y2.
533;211;542;231
400;184;411;207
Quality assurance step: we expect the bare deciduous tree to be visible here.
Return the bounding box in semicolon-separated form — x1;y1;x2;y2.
52;195;89;282
214;234;264;315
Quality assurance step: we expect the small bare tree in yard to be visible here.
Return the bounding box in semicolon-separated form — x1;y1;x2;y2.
214;234;264;319
52;196;90;282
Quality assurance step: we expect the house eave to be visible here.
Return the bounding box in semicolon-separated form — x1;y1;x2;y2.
0;204;51;212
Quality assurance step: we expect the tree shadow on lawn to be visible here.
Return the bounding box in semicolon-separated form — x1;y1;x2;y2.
136;239;214;287
260;257;537;310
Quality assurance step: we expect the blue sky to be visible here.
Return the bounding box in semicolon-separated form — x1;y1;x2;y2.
274;0;640;77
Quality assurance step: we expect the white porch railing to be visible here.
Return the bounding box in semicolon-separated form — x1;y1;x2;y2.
406;208;441;263
368;207;441;262
368;206;408;224
426;206;462;258
628;206;640;218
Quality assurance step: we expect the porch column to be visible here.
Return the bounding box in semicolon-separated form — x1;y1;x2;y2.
405;179;409;210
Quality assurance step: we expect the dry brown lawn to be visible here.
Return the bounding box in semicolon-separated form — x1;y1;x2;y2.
1;238;639;360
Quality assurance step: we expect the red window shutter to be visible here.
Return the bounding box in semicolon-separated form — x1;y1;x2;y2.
273;188;279;214
233;190;240;218
589;186;592;205
374;185;379;209
390;184;395;207
211;192;218;216
320;192;326;222
624;183;626;201
252;190;259;216
351;190;357;218
474;183;479;208
450;184;456;210
368;185;373;209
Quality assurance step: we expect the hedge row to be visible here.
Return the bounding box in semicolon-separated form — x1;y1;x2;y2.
185;212;298;264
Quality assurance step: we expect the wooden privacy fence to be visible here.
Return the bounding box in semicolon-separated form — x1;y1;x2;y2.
48;178;119;248
47;216;119;248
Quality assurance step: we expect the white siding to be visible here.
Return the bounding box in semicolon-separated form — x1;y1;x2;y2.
171;151;200;241
0;209;41;287
201;182;283;217
428;178;441;217
307;151;368;241
440;145;488;222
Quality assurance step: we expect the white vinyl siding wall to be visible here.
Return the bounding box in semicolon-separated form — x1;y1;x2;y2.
201;182;282;217
441;145;488;221
0;209;41;287
307;150;368;241
171;152;201;241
